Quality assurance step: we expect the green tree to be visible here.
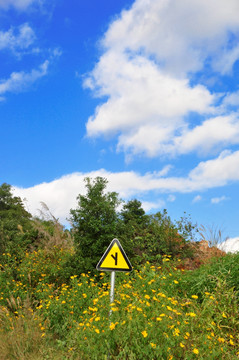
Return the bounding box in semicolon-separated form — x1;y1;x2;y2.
118;199;149;261
140;210;196;260
0;183;36;263
69;177;121;273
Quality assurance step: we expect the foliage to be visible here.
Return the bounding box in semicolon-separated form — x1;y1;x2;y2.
132;209;196;264
0;253;238;359
180;252;239;301
117;199;149;262
0;183;38;264
69;177;121;273
2;178;237;358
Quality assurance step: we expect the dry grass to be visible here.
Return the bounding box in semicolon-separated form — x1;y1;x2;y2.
0;298;45;359
32;202;73;250
198;224;227;247
0;297;69;360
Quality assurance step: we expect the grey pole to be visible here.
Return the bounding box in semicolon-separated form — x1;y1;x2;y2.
109;271;116;321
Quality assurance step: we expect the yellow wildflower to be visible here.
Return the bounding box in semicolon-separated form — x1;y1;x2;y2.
110;323;116;330
191;295;198;299
192;348;199;355
141;330;148;338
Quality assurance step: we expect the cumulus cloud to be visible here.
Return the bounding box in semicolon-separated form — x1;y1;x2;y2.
141;200;165;212
174;115;239;156
84;0;239;159
217;237;239;253
12;149;239;223
188;150;239;189
0;23;35;53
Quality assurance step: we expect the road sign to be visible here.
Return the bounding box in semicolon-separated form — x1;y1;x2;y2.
96;238;132;272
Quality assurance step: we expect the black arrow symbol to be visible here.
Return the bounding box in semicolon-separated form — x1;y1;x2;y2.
111;252;118;266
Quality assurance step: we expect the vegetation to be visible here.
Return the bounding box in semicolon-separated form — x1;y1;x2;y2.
69;177;121;274
0;179;238;359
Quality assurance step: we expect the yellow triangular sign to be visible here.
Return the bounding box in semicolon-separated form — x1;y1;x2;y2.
96;238;132;272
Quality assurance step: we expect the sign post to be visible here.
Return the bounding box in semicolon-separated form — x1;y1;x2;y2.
109;271;115;319
96;238;132;323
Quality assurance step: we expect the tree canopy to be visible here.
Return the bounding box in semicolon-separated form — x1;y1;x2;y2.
0;183;36;262
70;177;121;272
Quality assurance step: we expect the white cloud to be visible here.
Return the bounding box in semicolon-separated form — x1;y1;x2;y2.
0;60;49;96
103;0;239;76
188;150;239;189
174;115;239;156
0;23;35;52
0;0;40;10
192;195;202;203
86;52;215;157
217;237;239;253
223;91;239;107
85;0;239;159
141;200;165;212
12;150;239;223
0;47;61;98
211;196;229;204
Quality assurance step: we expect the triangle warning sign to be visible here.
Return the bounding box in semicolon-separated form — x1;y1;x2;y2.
96;238;132;272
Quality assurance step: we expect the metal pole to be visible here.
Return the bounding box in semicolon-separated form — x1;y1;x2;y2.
109;271;116;321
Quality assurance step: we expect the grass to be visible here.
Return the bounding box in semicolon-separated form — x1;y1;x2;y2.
0;249;238;359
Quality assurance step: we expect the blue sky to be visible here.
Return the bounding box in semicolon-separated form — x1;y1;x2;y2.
1;0;239;241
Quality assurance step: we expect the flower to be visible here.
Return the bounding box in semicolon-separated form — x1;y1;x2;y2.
173;328;180;336
150;343;156;349
141;330;148;338
110;323;116;330
192;348;199;354
191;295;198;299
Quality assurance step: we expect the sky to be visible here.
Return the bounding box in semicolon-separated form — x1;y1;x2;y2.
1;0;239;243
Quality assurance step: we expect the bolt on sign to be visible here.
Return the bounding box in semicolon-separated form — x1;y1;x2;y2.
96;238;132;272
